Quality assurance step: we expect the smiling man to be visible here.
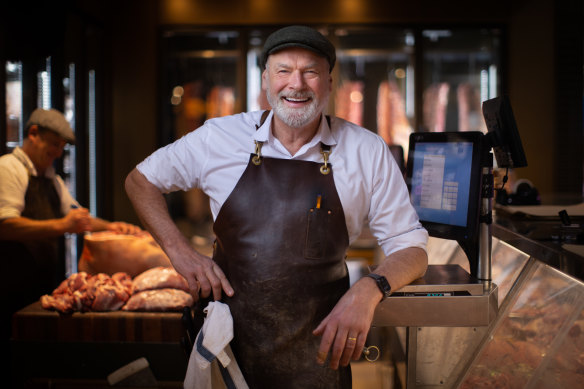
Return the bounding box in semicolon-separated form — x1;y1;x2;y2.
126;25;428;388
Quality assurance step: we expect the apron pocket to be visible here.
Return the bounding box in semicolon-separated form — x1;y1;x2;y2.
304;208;329;259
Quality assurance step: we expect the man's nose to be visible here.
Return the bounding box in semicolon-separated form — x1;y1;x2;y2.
288;70;305;89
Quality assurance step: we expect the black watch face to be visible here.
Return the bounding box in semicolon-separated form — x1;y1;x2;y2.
369;274;391;297
379;277;391;295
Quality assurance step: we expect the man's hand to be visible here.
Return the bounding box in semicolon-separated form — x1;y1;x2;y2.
312;278;382;370
63;207;92;233
313;247;427;370
125;168;234;302
165;243;234;302
105;221;142;235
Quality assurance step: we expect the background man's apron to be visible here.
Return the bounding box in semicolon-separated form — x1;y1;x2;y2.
212;145;353;388
0;168;64;344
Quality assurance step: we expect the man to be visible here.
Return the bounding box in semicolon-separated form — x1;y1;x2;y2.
126;25;428;388
0;108;140;322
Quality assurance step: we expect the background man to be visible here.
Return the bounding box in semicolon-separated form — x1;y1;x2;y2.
0;108;140;356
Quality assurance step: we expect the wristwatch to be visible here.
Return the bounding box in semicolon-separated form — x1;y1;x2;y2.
365;273;392;300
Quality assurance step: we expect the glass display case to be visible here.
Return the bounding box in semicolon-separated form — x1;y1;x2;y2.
459;259;584;388
398;236;529;388
393;228;584;389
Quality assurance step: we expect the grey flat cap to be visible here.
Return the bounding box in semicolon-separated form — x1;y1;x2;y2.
26;108;75;144
261;25;336;72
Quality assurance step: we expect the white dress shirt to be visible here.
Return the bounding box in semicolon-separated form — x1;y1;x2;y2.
137;111;427;256
0;147;79;220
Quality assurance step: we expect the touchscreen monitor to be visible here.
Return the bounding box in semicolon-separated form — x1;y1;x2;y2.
406;131;484;244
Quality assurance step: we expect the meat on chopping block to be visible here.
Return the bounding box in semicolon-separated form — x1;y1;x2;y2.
40;272;133;313
122;288;193;312
132;266;190;294
78;231;172;277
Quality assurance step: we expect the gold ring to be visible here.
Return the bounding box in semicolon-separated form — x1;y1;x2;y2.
347;337;357;342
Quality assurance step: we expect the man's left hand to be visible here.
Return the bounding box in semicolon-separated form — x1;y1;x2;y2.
312;278;382;369
106;221;142;235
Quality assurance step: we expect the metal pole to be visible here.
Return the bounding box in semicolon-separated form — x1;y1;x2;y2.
477;153;494;284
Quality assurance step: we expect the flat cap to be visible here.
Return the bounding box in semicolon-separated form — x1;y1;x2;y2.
26;108;75;144
261;25;336;72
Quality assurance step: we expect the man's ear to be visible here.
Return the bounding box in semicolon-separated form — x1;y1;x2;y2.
261;69;268;91
27;125;40;139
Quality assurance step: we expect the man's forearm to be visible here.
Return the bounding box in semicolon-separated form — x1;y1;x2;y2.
365;247;428;298
0;217;66;240
124;168;188;252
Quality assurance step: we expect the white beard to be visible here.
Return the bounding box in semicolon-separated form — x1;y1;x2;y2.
266;84;323;128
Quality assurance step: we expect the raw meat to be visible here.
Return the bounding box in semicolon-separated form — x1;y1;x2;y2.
78;231;171;277
122;288;193;312
40;293;76;314
40;271;132;313
132;266;189;294
82;273;132;312
40;267;191;313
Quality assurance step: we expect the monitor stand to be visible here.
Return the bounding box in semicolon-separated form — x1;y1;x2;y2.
371;149;498;389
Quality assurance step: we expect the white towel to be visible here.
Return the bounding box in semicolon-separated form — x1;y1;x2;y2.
184;301;248;389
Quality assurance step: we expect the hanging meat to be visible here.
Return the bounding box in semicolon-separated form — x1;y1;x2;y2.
422;82;450;132
376;80;413;157
335;80;364;127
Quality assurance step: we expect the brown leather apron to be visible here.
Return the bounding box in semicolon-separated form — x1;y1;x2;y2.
0;164;64;343
212;117;352;388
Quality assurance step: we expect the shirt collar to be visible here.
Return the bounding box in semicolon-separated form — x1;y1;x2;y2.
253;111;337;148
13;146;55;178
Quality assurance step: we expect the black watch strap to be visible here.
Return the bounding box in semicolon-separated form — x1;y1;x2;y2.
365;273;392;299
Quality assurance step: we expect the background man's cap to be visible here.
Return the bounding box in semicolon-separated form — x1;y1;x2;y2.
261;25;336;72
26;108;75;144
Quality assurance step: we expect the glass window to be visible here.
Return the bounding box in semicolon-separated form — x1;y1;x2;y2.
161;29;242;237
421;28;501;133
163;29;240;142
5;60;23;151
334;26;415;158
159;25;504;236
63;64;77;276
37;57;51;110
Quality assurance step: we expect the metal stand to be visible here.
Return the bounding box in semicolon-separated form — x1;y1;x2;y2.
478;153;494;284
372;149;498;388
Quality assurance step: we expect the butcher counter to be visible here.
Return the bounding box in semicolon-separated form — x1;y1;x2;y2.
10;302;187;388
10;208;584;389
381;207;584;389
